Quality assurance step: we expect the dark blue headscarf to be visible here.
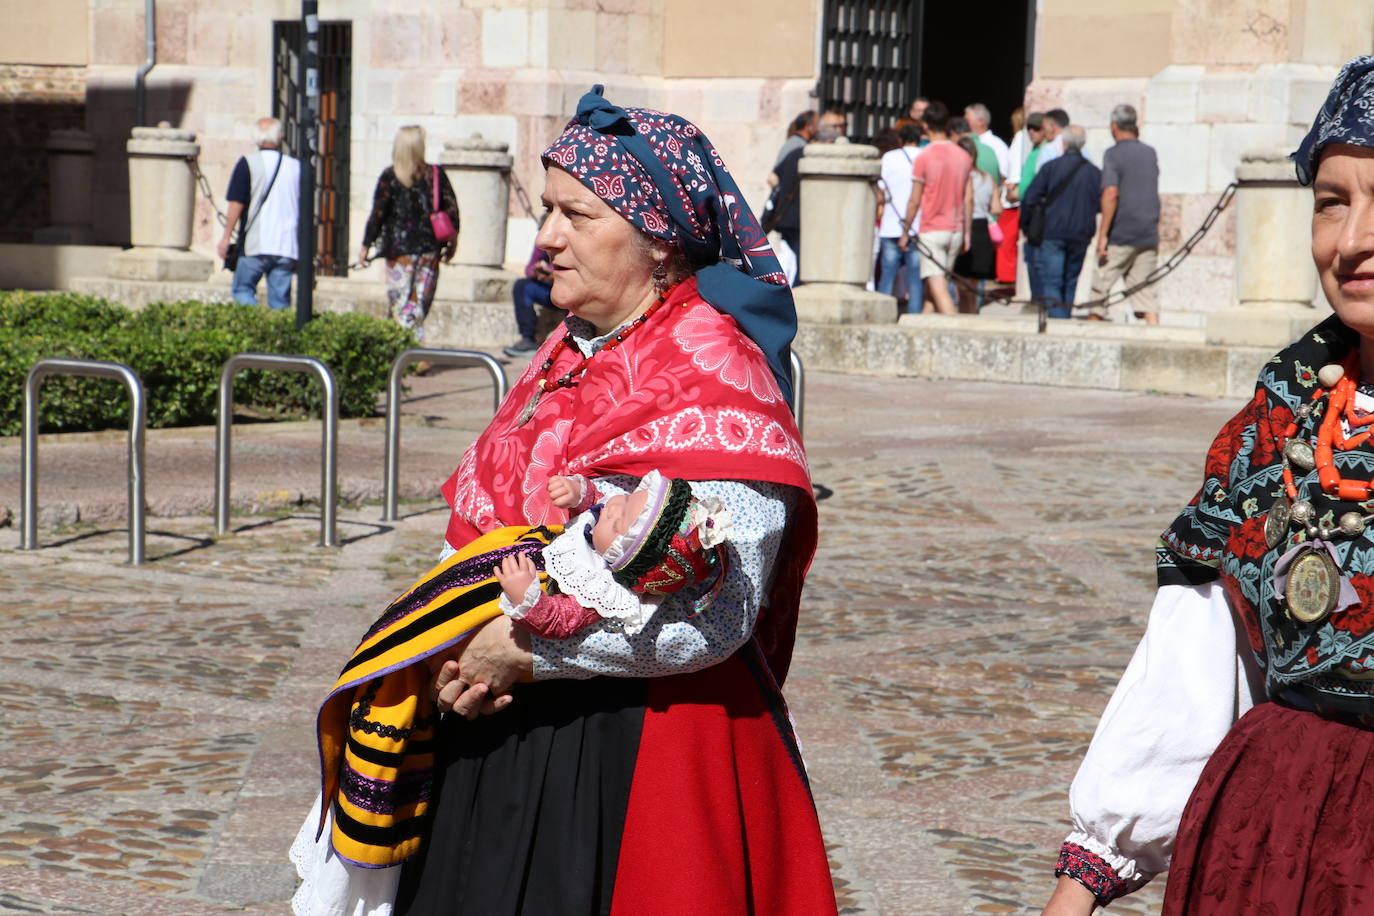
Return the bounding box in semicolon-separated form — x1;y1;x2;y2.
542;85;798;405
1292;56;1374;186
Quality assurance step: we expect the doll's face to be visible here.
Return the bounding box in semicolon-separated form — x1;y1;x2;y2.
592;488;650;555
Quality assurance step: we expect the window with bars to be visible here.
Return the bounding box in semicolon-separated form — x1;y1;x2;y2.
818;0;922;143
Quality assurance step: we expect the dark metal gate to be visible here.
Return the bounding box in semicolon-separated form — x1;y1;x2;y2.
273;21;352;277
818;0;923;143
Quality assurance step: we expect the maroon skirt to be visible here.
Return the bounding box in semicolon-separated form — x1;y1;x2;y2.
1163;701;1374;914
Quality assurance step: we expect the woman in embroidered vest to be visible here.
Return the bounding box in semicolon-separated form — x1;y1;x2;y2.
1043;57;1374;915
359;125;460;346
291;86;836;915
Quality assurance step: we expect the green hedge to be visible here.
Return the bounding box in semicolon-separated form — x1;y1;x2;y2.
0;292;416;436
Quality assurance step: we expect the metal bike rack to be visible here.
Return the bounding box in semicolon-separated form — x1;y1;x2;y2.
789;349;806;437
383;348;507;521
215;354;339;546
21;358;148;565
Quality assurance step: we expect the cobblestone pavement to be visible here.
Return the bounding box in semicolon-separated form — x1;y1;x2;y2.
0;368;1241;915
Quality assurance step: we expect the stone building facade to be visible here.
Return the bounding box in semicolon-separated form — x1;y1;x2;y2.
2;0;1371;318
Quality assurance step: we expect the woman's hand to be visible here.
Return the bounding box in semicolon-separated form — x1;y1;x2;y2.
357;244;371;267
1040;875;1098;916
442;241;457;264
434;617;533;720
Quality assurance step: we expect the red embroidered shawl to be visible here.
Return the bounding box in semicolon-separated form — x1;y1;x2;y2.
441;278;815;683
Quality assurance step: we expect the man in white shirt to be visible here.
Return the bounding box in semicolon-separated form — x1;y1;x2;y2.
964;104;1010;183
876;122;924;312
217;117;302;311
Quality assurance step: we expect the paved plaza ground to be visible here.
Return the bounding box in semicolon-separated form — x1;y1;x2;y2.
0;363;1243;915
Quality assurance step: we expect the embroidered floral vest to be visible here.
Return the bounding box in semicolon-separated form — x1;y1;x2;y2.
1161;316;1374;720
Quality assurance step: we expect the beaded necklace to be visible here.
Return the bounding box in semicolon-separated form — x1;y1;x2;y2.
1272;360;1374;623
515;293;669;427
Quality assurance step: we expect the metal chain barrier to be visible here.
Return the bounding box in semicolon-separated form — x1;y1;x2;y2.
877;176;1238;331
509;166;540;223
188;158;229;227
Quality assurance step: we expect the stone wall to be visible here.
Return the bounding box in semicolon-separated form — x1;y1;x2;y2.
0;64;87;243
1027;0;1368;317
72;0;814;273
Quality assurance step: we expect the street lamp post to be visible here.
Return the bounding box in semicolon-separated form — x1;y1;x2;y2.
295;0;319;330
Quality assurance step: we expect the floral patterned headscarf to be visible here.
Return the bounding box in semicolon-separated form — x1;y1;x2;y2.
542;85;798;405
1292;56;1374;186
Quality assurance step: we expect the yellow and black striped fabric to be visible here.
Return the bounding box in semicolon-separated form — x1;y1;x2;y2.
315;524;558;866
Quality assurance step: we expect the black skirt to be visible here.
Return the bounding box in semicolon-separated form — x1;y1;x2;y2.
955;217;996;279
394;676;647;915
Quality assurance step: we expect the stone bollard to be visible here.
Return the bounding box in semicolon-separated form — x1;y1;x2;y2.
107;123;213;282
436;135;518;303
791;140;896;324
1206;148;1323;348
34;129;95;245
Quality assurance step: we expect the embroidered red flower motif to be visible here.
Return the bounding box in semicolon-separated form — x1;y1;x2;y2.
673;305;781;404
1205;394;1261;482
1228;516;1270;561
1253;401;1293;468
1332;574;1374;636
1221;574;1265;653
548;146;577;167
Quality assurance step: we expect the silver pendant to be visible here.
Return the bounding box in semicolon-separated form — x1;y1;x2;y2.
1286;547;1341;625
516;389;542;427
1285;439;1316;470
1265;496;1292;549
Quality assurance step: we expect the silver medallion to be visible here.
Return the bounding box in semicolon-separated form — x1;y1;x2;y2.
1286;547;1341;625
1285;439;1316;470
516;389;542;427
1264;496;1292;549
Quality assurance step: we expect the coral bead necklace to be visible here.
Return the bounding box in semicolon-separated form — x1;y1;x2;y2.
515;293;669;427
1273;360;1374;624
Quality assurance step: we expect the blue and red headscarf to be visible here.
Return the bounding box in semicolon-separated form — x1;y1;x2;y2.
542;85;798;405
1292;56;1374;186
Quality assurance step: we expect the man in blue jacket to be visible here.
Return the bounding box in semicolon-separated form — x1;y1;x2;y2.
1022;126;1100;319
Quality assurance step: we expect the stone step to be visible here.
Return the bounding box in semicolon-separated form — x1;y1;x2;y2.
64;275;1274;399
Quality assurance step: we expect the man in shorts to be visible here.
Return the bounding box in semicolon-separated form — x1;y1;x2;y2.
899;100;973;315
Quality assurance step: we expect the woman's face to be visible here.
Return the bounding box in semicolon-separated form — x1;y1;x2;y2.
536;167;658;334
1313;144;1374;337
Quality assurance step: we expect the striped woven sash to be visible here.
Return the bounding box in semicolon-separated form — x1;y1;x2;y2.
315;524;558;866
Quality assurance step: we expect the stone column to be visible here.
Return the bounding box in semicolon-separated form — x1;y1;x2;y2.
34;129;95;245
791;140;896;323
107;123;213;282
436;134;518;302
1206;148;1323;348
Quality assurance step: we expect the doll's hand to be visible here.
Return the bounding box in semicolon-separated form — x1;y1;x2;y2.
493;554;537;605
547;475;580;509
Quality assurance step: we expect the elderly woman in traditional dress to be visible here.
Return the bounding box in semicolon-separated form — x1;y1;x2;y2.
291;86;836;915
1043;57;1374;915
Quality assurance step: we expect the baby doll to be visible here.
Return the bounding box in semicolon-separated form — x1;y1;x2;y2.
494;470;733;639
313;470;731;869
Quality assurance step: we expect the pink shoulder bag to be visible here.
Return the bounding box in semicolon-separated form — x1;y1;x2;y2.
429;165;458;244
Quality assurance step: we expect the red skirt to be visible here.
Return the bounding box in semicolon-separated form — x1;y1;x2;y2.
1163;701;1374;915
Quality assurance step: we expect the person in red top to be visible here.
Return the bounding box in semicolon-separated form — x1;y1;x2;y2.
898;100;973;315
